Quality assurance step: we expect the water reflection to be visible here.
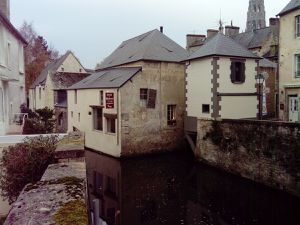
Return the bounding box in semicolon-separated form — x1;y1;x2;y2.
85;150;300;225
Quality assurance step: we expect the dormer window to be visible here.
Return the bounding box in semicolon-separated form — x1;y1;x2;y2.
61;67;64;72
296;16;300;38
230;61;245;84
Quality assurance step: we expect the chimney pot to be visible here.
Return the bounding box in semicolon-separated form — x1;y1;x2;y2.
160;26;164;33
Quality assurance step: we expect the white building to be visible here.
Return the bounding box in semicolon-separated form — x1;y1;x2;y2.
185;33;260;132
0;0;27;135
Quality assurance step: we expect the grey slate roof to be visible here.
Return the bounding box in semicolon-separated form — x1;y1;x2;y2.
278;0;300;16
188;33;260;60
51;72;91;90
68;67;142;90
232;27;273;49
31;51;72;88
96;29;188;70
259;58;277;68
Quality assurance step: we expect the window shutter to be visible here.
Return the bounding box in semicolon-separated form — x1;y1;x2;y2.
147;89;157;108
230;62;236;83
241;62;246;83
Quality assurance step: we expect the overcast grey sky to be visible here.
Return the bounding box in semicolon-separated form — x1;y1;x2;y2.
11;0;288;69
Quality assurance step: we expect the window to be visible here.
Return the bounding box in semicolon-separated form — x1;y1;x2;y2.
6;42;11;69
0;26;5;66
39;87;42;99
296;16;300;38
93;171;103;196
100;90;104;105
140;88;157;108
230;61;245;83
167;105;176;126
56;90;67;105
58;113;63;126
71;111;73;118
61;67;64;72
78;113;80;122
140;88;148;107
74;90;77;104
93;108;103;131
79;68;82;73
105;176;117;197
202;104;210;114
295;54;300;77
106;117;116;133
19;43;24;73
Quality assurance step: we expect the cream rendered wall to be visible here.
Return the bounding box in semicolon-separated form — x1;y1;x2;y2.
218;58;258;119
186;58;213;118
279;9;300;120
67;88;121;157
0;22;25;135
57;53;86;73
32;53;86;110
220;96;258;119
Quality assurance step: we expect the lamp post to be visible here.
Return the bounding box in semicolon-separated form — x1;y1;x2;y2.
255;73;266;120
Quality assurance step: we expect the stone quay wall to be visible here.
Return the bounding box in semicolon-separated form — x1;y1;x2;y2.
196;118;300;196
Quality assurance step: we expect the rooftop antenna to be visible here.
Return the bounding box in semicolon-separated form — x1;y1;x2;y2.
218;9;225;33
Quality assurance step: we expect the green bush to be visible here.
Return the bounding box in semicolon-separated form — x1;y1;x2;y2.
0;135;59;203
22;107;55;134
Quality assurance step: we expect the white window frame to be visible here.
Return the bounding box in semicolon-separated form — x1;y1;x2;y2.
19;43;24;74
295;54;300;78
6;41;11;70
296;15;300;38
0;25;6;67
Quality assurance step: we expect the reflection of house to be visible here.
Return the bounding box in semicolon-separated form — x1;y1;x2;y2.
0;0;27;135
185;33;260;132
85;150;300;225
29;51;89;132
68;29;188;157
85;150;187;225
278;0;300;122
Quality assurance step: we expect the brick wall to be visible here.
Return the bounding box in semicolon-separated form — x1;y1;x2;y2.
196;118;300;196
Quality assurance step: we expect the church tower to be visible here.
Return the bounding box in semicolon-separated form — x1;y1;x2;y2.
246;0;266;32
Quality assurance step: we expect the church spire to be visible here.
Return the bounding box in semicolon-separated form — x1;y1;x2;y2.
246;0;266;32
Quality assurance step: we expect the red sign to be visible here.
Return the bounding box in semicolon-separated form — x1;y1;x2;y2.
106;92;114;109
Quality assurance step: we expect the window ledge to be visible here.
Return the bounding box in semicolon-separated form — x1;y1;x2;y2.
93;129;103;133
105;132;116;136
232;81;244;84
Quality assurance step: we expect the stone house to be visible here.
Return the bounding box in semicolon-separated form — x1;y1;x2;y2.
0;0;27;135
68;29;188;157
185;33;260;132
29;51;89;132
278;0;300;122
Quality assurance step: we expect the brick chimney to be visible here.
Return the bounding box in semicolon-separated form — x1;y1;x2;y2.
186;34;206;50
225;25;240;36
0;0;10;20
207;29;218;39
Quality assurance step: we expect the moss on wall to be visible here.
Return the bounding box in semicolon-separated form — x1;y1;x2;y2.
53;200;88;225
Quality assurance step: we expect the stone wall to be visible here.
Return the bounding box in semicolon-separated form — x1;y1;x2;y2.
196;118;300;196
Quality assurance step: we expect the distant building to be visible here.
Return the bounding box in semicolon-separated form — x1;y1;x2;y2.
246;0;266;32
278;0;300;122
0;0;27;135
185;33;260;132
68;29;188;157
29;51;89;132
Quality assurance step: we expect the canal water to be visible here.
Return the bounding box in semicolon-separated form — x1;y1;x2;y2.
85;150;300;225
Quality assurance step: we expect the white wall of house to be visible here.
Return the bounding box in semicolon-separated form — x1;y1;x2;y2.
279;8;300;121
68;88;121;157
57;53;85;73
186;57;258;120
30;52;86;111
0;21;25;135
186;58;213;118
218;58;257;119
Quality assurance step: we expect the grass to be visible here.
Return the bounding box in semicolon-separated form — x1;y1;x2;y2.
53;200;88;225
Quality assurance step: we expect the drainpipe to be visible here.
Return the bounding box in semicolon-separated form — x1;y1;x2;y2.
117;88;120;146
